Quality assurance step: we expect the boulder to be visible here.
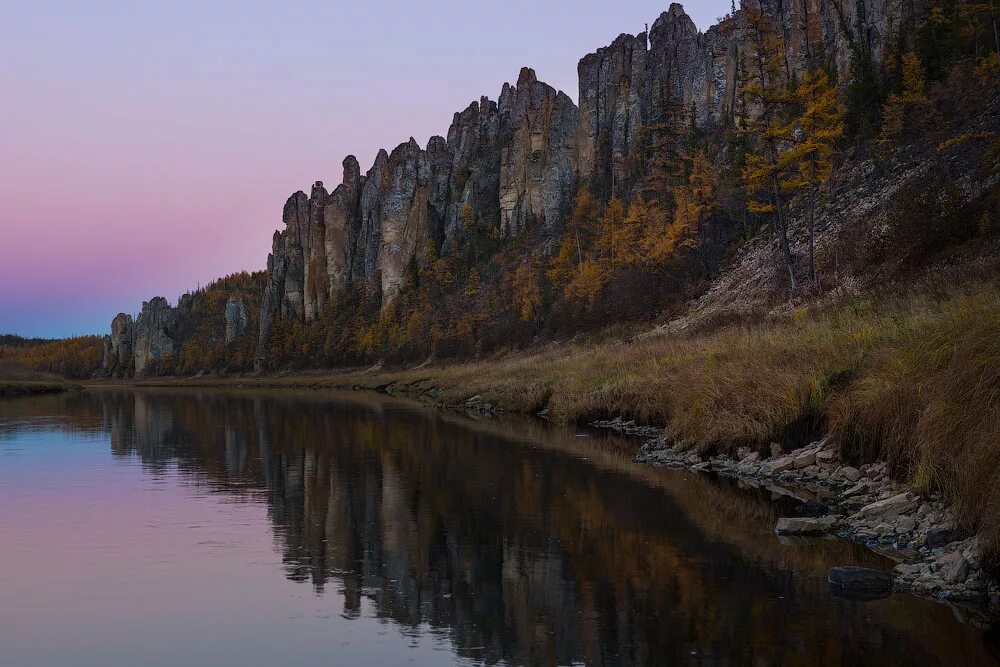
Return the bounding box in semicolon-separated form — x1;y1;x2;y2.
854;492;920;522
775;516;836;535
895;516;917;534
843;481;871;497
926;526;963;549
792;449;817;469
816;449;838;464
937;552;969;584
840;466;862;483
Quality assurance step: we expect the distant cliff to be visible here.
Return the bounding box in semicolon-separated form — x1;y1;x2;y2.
100;272;263;378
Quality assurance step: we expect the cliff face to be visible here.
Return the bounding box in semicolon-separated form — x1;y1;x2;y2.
100;298;180;378
101;313;135;378
255;65;584;366
101;273;263;378
133;297;180;377
104;2;915;375
224;298;249;345
255;1;911;367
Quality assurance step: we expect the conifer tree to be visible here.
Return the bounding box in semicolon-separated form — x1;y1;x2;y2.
741;3;799;290
880;51;930;146
786;69;845;282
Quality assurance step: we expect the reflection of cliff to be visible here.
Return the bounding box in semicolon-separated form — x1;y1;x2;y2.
47;390;1000;665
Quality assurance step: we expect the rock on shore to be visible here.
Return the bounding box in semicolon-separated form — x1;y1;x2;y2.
621;429;999;616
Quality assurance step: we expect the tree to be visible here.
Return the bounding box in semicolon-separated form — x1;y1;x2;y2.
880;52;930;146
785;69;846;282
548;189;602;289
596;197;635;268
640;77;690;203
675;151;718;253
511;260;543;322
742;3;799;290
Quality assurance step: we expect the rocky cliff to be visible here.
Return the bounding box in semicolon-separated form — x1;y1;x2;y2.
252;2;910;369
224;298;248;345
132;297;180;377
101;273;264;378
101;313;135;378
102;2;918;375
100;299;177;379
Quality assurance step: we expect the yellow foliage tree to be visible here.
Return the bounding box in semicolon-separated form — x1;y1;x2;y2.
785;68;845;282
547;189;602;290
881;52;930;146
511;260;543;322
741;3;799;290
562;259;610;307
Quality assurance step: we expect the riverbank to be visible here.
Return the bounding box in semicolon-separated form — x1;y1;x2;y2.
97;283;1000;611
605;421;999;617
0;381;79;399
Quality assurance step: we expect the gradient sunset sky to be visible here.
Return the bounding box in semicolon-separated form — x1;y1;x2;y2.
1;1;731;338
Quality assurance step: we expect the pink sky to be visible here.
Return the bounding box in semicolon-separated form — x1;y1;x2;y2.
0;2;731;337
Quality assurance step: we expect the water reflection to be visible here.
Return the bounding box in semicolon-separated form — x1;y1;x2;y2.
1;389;997;666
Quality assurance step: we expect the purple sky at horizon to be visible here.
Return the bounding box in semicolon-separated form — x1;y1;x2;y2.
1;1;731;338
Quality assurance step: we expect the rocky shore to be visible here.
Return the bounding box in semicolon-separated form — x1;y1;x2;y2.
593;417;999;622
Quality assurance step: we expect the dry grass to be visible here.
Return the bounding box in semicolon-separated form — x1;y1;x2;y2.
0;364;77;398
828;289;1000;551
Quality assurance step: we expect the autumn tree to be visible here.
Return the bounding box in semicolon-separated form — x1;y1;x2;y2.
880;52;930;147
641;78;690;203
596;197;635;268
548;189;602;290
511;259;544;322
741;3;800;290
785;69;846;282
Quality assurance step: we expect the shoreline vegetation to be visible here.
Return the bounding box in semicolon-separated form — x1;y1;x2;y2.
0;365;81;399
0;381;79;399
92;282;1000;614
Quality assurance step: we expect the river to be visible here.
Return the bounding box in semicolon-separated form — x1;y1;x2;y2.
0;389;996;666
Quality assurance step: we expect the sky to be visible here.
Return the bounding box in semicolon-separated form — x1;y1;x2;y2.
0;1;731;338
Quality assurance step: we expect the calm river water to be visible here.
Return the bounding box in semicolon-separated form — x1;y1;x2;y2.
0;389;996;666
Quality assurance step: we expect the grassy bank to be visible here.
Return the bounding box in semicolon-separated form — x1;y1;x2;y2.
125;283;1000;552
0;364;80;399
0;381;78;399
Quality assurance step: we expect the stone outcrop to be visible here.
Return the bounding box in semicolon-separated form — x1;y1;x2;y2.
254;1;914;367
134;297;180;377
101;313;135;378
497;68;579;233
630;429;998;611
225;298;248;345
255;69;582;369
